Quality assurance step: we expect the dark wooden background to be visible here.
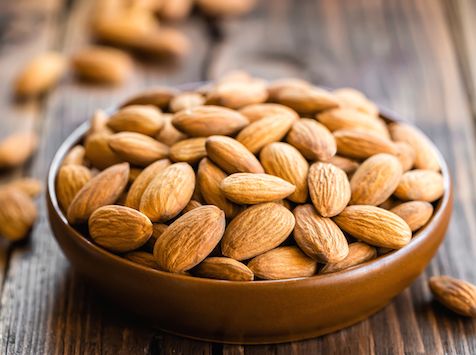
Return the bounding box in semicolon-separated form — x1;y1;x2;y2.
0;0;475;353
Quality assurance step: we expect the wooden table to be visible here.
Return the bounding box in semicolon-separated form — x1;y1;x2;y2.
0;0;475;353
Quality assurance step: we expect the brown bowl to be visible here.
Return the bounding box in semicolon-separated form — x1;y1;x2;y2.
46;107;453;344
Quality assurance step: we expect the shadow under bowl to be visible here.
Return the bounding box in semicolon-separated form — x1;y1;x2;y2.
46;108;453;344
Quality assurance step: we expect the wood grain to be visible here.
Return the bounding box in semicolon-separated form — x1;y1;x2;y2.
0;0;475;354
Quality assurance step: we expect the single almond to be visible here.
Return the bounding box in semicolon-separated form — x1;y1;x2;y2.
153;205;226;273
236;114;294;154
84;133;123;170
156;113;188;146
260;142;309;203
88;109;113;137
274;86;339;114
0;131;38;169
220;173;296;204
317;108;389;137
267;78;311;101
248;246;317;280
193;257;254;281
334;129;397;159
350;153;403;206
293;204;349;263
320;242;377;274
205;135;264;174
170;92;205;113
62;145;86;166
121;87;178;109
67;163;129;224
172;105;249;137
394;169;444;202
389;122;440;171
139;162;195;222
89;205;152;252
170;137;207;164
333;205;412;249
124;251;161;270
394;141;416;172
308;162;351;217
429;276;476;317
56;165;92;211
197;159;241;219
107;105;164;136
125;159;171;210
182;199;203;214
286;118;336;161
4;178;42;198
328;155;360;175
239;103;299;123
0;188;37;241
333;88;379;116
206;80;268;109
390;201;434;232
221;202;295;260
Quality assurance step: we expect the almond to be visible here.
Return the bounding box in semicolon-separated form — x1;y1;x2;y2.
88;109;113;137
5;177;42;198
334;129;397;159
128;168;143;184
293;204;349;263
205;135;264;174
89;205;152;252
14;52;66;97
248;246;317;280
239;103;299;123
236;114;294;154
429;276;476;317
286;118;336;161
124;251;161;270
170;92;205;113
159;0;193;21
139;162;195;222
205;79;268;109
0;188;37;241
132;27;190;58
156;113;188;146
108;132;170;167
62;145;86;166
144;223;168;252
121;87;178;109
394;169;444;202
107;105;164;136
193;257;254;281
197;159;241;218
333;205;412;249
125;159;171;210
172;105;249;137
275;86;339;114
0;131;38;169
260;142;309;203
153;205;226;273
220;173;296;204
394;141;416;172
67;163;129;224
196;0;256;17
390;201;433;232
182;199;203;214
84;133;123;170
267;78;311;101
333;88;378;116
170;137;207;164
320;242;377;274
350;153;403;206
389;122;440;171
308;162;351;217
221;202;295;260
72;46;133;84
56;165;92;211
328;155;359;175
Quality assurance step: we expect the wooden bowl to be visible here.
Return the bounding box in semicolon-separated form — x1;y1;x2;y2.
46;108;453;344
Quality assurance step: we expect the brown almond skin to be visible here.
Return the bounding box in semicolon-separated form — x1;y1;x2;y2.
274;86;339;114
56;165;92;211
236;114;294;154
172;105;249;137
308;162;351;217
170;92;205;113
84;133;123;170
0;188;38;241
350;153;403;206
389;122;440;171
429;276;476;317
320;242;377;274
170;137;207;164
121;87;178;109
293;204;349;263
107;105;164;136
239;103;299;123
62;145;86;166
328;155;360;175
153;206;226;273
88;109;112;136
0;132;38;169
334;129;397;159
220;173;296;204
89;205;152;253
267;78;311;101
391;201;434;232
156;113;188;146
394;169;444;202
144;223;169;252
139;162;195;222
221;202;295;261
124;251;161;270
193;257;254;281
394;141;416;171
286;118;336;162
333;205;412;249
125;159;171;210
182;200;203;214
67;163;129;224
108;132;169;167
260;142;309;203
206;80;268;109
197;159;241;219
5;177;42;198
248;246;317;280
333;88;378;116
206;135;264;174
317;108;389;137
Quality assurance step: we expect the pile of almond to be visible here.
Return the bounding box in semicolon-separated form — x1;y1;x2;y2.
57;73;446;281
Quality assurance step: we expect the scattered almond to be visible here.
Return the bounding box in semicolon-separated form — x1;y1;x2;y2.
0;131;38;169
0;188;37;241
429;276;476;317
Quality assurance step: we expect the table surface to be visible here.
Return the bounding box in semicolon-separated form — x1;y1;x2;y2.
1;0;476;354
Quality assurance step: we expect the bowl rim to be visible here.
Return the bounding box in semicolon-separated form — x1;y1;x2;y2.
47;94;452;287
